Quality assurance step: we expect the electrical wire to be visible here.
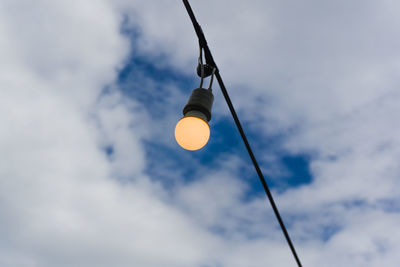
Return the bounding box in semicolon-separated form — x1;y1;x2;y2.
198;43;205;88
182;0;303;266
208;67;216;91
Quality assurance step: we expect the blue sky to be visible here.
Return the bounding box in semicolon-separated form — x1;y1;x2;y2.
1;0;400;266
118;50;312;194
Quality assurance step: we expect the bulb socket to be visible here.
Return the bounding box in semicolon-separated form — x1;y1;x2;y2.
183;88;214;121
184;110;208;122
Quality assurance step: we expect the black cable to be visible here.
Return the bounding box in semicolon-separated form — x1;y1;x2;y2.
198;43;205;88
182;1;303;266
208;67;216;91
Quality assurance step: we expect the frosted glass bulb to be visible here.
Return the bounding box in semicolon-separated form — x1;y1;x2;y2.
175;116;210;150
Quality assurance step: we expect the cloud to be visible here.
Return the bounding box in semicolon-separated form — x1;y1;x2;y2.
0;1;218;266
115;0;400;266
2;0;400;266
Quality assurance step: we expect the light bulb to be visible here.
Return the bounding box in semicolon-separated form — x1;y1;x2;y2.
175;87;214;151
175;116;210;150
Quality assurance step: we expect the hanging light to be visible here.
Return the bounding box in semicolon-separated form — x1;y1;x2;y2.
175;88;214;150
175;43;216;151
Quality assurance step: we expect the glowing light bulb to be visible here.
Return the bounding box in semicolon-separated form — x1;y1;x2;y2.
175;116;210;150
175;88;214;151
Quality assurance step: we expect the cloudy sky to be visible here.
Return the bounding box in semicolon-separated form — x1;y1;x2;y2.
1;0;400;266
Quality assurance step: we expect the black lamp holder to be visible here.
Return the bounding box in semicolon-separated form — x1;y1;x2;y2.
182;88;214;122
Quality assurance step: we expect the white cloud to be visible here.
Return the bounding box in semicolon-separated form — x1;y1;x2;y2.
115;0;400;266
2;0;400;266
0;1;218;266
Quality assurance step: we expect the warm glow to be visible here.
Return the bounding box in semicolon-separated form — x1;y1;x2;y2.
175;116;210;150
